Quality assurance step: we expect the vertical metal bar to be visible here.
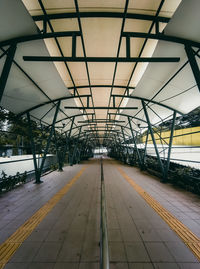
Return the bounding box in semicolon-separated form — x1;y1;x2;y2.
53;128;63;171
121;126;128;162
0;45;16;103
38;101;61;178
100;158;109;269
67;117;75;163
71;126;82;164
126;35;130;58
155;21;159;34
72;33;77;58
165;111;176;180
142;100;165;178
43;19;47;33
185;45;200;93
113;96;115;108
117;134;123;161
87;96;90;107
128;117;143;168
142;129;149;167
27;112;40;183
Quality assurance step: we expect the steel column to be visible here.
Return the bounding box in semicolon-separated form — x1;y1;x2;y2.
121;126;129;163
165;111;177;181
0;45;16;103
53;129;63;171
128;117;143;169
63;117;75;165
71;126;82;165
27;112;40;183
38;101;61;181
142;100;165;179
142;129;149;168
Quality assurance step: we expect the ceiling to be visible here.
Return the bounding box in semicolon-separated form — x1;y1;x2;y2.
0;0;200;146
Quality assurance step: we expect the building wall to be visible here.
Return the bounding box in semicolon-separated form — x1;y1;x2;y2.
142;126;200;145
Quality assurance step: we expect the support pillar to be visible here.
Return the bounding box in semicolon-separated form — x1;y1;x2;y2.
27;112;40;183
142;129;149;169
128;117;143;169
121;126;129;163
142;100;165;179
62;117;75;166
53;129;63;171
71;126;82;165
27;101;60;183
165;111;176;181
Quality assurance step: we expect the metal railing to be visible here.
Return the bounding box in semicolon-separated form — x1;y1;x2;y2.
100;157;109;269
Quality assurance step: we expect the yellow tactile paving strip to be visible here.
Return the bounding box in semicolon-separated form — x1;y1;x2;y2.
0;166;87;269
117;165;200;261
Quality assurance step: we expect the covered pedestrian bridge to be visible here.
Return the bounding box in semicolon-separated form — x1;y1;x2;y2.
0;0;200;268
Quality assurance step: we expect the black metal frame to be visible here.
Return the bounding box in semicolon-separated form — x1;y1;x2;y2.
1;0;200;182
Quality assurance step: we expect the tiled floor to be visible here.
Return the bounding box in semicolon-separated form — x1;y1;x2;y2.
0;158;199;268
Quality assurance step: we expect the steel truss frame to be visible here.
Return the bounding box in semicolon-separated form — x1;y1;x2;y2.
1;0;200;182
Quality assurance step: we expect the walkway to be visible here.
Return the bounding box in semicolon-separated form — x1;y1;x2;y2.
0;158;200;268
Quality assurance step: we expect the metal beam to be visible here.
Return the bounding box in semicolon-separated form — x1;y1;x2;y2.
185;45;200;92
64;106;138;110
0;31;81;48
32;11;170;23
78;120;125;123
68;84;135;91
122;32;200;49
111;94;183;115
18;94;91;116
23;56;180;62
0;45;16;103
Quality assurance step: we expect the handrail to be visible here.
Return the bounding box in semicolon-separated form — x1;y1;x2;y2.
100;157;109;269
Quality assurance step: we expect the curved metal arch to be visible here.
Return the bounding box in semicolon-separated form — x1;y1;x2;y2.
18;94;91;116
67;123;135;137
32;12;170;23
1;31;200;53
108;112;147;124
0;31;81;49
76;131;124;141
1;34;199;65
68;84;135;91
112;94;184;115
122;32;200;49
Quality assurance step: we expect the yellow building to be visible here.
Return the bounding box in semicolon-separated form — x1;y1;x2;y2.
143;126;200;146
